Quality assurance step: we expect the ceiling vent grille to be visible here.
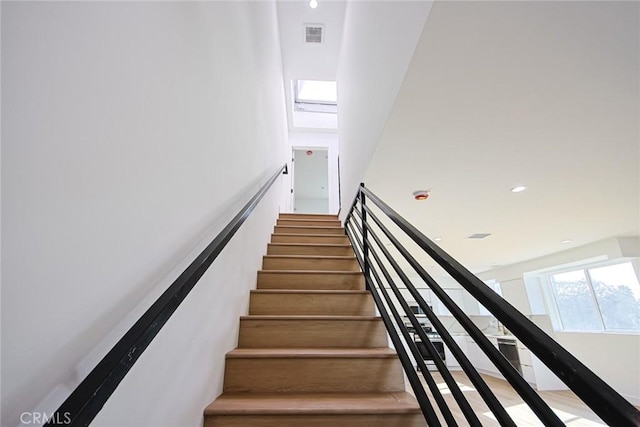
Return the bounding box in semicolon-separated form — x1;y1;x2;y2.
468;233;492;239
305;24;324;43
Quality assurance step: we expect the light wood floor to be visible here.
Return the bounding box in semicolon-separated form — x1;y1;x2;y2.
408;370;633;426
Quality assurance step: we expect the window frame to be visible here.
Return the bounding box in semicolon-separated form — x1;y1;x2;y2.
293;80;338;114
545;261;640;334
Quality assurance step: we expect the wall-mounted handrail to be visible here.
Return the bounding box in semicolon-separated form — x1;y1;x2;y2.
345;183;640;427
45;164;288;427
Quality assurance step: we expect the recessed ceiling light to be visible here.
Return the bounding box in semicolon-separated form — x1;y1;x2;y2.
309;0;318;9
562;239;573;244
434;237;443;242
511;185;527;193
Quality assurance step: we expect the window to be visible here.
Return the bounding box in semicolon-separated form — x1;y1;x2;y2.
293;80;337;114
549;262;640;332
478;280;503;316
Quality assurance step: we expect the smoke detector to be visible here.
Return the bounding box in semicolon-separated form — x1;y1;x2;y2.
412;190;431;201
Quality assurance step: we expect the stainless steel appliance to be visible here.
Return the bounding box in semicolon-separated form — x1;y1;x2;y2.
414;331;444;370
497;337;522;374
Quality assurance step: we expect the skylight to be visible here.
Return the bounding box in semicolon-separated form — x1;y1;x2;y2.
294;80;337;114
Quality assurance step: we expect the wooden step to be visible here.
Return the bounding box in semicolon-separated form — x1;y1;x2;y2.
262;255;360;272
257;271;365;290
271;233;350;245
238;316;387;348
274;226;344;235
279;213;339;221
249;290;375;316
204;392;425;427
223;348;404;393
203;212;415;427
267;243;354;256
276;219;341;228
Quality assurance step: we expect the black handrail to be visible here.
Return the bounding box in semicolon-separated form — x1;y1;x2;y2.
45;164;288;427
346;183;640;427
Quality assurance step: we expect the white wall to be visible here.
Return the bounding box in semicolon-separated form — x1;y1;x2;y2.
336;1;432;218
479;237;640;404
1;2;288;426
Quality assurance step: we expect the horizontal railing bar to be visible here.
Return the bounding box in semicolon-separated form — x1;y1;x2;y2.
363;222;482;426
357;204;512;425
364;234;463;426
362;202;562;426
367;255;454;426
345;223;442;427
348;216;456;425
361;185;640;426
47;164;287;427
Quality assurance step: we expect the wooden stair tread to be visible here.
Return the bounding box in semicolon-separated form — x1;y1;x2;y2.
227;348;397;358
205;392;420;415
250;289;369;295
241;315;381;321
270;234;350;245
258;270;362;275
277;219;341;224
279;213;338;218
273;233;346;237
275;225;343;229
268;243;351;248
264;255;357;260
275;225;344;234
276;218;342;227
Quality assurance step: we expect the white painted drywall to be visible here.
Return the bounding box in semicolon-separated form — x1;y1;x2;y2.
1;2;288;426
479;237;640;404
337;1;432;218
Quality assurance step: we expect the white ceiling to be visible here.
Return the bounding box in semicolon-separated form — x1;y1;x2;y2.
277;0;345;132
277;0;639;276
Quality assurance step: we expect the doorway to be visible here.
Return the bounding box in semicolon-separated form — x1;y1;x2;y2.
292;148;329;213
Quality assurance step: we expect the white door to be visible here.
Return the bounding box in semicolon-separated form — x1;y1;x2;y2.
292;148;329;213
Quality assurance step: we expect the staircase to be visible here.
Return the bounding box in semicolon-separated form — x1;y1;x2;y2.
204;213;425;426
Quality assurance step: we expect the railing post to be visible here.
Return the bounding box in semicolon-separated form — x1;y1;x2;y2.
360;183;370;281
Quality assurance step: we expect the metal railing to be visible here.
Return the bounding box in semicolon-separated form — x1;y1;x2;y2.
45;164;288;427
345;183;640;426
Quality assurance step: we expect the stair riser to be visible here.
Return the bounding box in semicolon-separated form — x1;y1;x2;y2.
262;257;360;272
275;226;344;235
238;319;387;348
223;358;404;393
270;234;349;245
249;292;375;316
277;219;341;227
279;213;338;221
267;244;353;257
205;414;426;427
257;272;365;290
